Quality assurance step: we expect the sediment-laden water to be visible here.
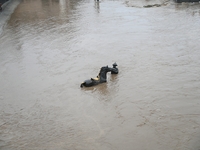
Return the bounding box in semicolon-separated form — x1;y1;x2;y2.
0;0;200;150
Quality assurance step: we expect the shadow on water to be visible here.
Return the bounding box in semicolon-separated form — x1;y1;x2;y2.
94;1;100;13
109;73;118;82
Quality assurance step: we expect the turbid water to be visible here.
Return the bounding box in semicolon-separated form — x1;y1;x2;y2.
0;0;200;150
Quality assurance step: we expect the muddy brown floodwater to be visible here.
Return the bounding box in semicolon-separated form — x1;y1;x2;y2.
0;0;200;149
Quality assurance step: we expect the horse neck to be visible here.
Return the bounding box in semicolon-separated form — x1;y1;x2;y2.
99;69;109;82
100;71;107;78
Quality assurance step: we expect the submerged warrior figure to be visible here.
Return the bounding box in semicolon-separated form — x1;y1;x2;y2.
80;63;118;88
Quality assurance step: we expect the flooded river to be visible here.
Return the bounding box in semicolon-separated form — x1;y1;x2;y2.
0;0;200;149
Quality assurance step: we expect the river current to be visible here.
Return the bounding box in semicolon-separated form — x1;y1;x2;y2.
0;0;200;150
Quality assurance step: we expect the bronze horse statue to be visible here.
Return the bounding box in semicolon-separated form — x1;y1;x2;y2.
80;63;118;88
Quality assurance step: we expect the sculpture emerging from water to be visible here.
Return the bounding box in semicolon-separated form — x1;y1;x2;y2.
80;63;118;88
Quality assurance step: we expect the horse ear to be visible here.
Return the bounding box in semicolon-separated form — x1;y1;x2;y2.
107;65;108;68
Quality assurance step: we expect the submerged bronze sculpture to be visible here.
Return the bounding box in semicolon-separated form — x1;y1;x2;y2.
80;63;118;88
